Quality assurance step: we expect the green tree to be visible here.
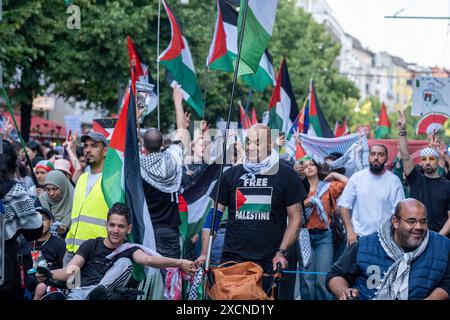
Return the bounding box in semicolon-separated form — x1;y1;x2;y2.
0;0;60;141
2;0;359;136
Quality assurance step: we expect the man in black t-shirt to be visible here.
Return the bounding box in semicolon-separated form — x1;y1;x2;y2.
398;111;450;236
196;125;306;295
36;203;195;300
140;88;189;259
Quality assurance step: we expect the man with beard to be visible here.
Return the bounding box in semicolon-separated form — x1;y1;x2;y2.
338;144;405;246
327;199;450;300
397;111;450;237
65;132;109;265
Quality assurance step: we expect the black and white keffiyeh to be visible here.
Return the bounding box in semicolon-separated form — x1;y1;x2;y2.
374;219;429;300
2;182;42;240
140;144;183;194
240;149;279;181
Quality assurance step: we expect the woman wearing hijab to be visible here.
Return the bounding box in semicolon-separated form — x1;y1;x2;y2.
39;170;74;237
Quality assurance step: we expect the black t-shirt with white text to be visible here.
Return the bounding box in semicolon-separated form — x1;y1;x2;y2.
407;168;450;233
211;162;306;264
75;238;139;287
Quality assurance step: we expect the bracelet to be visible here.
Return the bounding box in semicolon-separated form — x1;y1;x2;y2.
399;131;407;136
277;248;287;256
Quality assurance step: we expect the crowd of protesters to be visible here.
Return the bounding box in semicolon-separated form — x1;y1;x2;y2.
1;88;449;300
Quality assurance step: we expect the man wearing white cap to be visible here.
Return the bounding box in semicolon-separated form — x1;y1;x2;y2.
398;111;450;237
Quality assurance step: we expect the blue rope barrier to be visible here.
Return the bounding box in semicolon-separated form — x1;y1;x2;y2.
209;265;328;275
282;270;328;275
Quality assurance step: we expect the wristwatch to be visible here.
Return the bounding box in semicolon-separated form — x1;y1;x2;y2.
277;248;287;256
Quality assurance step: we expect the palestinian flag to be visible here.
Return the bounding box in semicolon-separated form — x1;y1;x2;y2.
251;107;258;125
159;0;204;117
375;102;391;139
92;118;118;140
334;119;349;137
307;80;334;138
206;0;275;92
101;90;156;258
235;187;272;212
237;0;279;76
268;58;299;135
241;50;275;92
127;36;158;119
239;104;251;129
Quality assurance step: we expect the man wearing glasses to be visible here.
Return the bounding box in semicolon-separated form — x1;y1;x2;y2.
327;198;450;300
397;111;450;237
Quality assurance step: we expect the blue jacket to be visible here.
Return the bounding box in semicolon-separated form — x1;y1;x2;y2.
354;231;450;300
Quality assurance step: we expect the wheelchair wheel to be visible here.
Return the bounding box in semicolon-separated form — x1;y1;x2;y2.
41;291;66;300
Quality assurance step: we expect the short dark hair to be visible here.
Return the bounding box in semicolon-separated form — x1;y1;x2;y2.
107;203;131;225
370;144;388;157
143;128;163;153
45;150;59;160
325;152;343;161
76;146;85;158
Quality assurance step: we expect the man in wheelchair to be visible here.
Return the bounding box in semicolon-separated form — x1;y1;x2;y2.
36;203;196;300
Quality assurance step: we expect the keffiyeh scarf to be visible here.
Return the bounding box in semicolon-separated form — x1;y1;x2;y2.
2;182;42;241
305;180;331;227
374;219;429;300
240;149;279;181
140;144;183;194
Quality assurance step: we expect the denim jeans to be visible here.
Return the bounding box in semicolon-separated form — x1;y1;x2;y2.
299;229;334;300
210;227;226;265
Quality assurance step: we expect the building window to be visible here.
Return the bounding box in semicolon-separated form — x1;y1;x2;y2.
406;79;412;86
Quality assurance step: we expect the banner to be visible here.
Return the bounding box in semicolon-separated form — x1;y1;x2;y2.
412;77;450;116
64;115;82;138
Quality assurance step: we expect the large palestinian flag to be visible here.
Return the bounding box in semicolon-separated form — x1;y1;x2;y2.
158;0;204;117
307;80;334;138
237;0;279;76
236;187;272;212
268;58;299;135
206;0;275;92
101;90;155;253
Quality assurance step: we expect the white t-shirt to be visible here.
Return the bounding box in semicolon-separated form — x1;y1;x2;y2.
85;172;102;198
338;168;405;236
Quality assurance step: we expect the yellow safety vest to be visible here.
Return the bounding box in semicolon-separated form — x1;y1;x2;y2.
66;172;109;253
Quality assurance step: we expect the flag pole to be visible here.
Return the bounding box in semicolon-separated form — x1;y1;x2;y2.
201;67;209;120
156;0;162;131
202;1;219;120
244;88;253;115
1;87;38;186
203;0;250;297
